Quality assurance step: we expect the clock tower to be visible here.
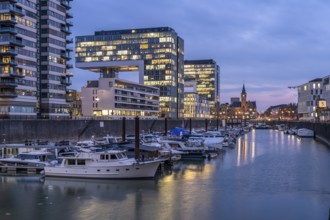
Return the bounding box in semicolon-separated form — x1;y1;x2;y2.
241;84;247;112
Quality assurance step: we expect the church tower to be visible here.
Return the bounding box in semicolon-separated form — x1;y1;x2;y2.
241;84;247;112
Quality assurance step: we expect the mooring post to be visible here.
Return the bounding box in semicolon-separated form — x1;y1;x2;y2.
216;117;219;131
122;117;126;142
164;117;168;136
135;116;140;160
205;118;208;132
189;118;192;134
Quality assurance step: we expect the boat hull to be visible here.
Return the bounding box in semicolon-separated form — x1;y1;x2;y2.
44;160;162;179
296;128;314;138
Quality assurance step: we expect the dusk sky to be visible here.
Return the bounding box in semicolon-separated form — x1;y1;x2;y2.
70;0;330;111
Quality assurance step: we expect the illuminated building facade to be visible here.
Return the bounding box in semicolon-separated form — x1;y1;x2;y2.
184;82;210;118
0;0;73;118
75;27;184;119
297;76;330;120
39;0;73;118
81;78;159;119
67;89;81;117
184;59;220;117
221;84;257;120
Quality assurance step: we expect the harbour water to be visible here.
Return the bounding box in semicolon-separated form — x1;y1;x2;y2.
0;129;329;220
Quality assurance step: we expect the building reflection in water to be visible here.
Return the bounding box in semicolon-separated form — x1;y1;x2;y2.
42;177;158;220
236;130;256;167
155;160;216;220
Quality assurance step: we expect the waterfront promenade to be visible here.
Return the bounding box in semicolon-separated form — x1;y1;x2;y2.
0;129;329;220
0;119;329;147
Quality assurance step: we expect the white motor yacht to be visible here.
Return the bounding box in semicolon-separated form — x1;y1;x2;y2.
0;151;57;171
296;128;314;138
44;150;164;179
159;139;205;159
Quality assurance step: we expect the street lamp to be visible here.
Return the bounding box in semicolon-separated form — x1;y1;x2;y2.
95;97;100;116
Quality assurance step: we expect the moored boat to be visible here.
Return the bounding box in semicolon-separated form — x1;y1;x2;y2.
0;151;57;174
44;150;164;179
296;128;314;138
159;139;205;159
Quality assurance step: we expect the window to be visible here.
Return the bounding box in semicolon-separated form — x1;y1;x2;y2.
67;159;75;165
77;160;85;165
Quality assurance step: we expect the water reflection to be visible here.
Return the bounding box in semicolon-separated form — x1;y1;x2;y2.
155;160;216;220
0;130;329;220
0;175;158;220
42;177;157;220
236;134;256;166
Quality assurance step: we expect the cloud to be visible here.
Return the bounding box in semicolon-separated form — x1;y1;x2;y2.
70;0;330;111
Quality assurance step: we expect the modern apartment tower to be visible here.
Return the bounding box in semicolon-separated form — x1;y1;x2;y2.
184;59;220;117
75;27;184;119
0;0;73;118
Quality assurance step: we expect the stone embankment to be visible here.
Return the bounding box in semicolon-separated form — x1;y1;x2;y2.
0;118;220;143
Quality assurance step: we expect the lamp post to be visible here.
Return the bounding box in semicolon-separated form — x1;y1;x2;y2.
95;97;100;116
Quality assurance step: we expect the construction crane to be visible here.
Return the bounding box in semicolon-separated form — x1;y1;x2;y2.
288;86;298;89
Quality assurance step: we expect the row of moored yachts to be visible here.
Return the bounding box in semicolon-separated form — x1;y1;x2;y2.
0;126;252;179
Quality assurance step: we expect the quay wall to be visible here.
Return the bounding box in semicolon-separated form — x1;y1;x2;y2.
2;119;329;147
0;119;221;143
272;121;330;147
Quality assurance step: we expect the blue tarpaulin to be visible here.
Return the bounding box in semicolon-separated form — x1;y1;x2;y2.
169;127;189;136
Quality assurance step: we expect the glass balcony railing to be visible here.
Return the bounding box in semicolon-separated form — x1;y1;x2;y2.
0;27;17;34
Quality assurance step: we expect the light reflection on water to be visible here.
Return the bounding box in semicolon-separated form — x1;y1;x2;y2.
0;130;329;220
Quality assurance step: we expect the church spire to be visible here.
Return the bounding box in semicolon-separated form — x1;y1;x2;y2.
242;83;246;94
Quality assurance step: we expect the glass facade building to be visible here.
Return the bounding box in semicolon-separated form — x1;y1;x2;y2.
0;0;73;118
81;78;159;119
298;77;326;120
76;27;184;119
184;59;220;117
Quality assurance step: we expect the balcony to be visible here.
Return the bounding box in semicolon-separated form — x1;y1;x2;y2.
66;63;73;69
61;77;72;86
66;12;73;19
9;6;24;16
65;72;74;77
0;79;17;87
61;51;71;60
1;48;17;55
0;71;24;78
0;90;17;98
60;0;71;9
66;37;73;44
9;38;24;47
66;21;73;27
0;60;17;66
0;27;17;35
61;26;71;34
66;97;74;102
0;17;17;25
0;0;17;3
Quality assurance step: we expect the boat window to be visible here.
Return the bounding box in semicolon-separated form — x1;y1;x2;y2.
126;168;129;171
67;159;75;165
100;154;105;160
122;153;127;158
110;154;117;160
106;169;110;172
106;154;109;160
116;154;122;159
77;160;85;165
